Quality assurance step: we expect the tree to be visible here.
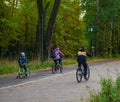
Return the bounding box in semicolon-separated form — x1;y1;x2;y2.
45;0;61;59
36;0;61;60
0;0;19;57
53;0;87;57
0;0;37;58
81;0;120;57
35;0;43;59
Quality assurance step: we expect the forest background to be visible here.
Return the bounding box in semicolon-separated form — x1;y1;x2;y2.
1;0;120;62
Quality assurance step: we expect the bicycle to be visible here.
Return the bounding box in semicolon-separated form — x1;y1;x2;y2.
52;60;63;74
76;64;90;83
16;67;30;79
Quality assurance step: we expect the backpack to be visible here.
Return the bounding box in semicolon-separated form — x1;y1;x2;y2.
51;51;56;58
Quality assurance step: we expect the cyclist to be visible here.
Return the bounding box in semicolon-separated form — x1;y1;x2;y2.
77;46;91;80
52;47;64;67
18;52;29;77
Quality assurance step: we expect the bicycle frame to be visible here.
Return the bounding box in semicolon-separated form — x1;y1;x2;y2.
16;67;30;79
52;60;63;74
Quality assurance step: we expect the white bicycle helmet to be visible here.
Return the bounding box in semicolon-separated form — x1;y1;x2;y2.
21;52;25;57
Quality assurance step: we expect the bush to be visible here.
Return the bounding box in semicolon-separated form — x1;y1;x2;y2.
87;76;120;102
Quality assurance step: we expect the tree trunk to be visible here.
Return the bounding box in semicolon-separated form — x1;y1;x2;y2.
45;0;61;59
35;0;61;60
96;0;99;55
35;0;43;59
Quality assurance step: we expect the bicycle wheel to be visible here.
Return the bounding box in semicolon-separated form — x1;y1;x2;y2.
76;68;82;83
85;66;90;81
26;69;30;78
59;64;63;73
16;73;24;79
16;68;24;79
52;64;56;74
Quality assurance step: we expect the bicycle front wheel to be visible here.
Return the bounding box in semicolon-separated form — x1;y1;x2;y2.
76;68;82;83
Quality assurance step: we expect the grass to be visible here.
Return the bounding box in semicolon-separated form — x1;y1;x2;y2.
0;58;77;76
0;60;19;75
86;76;120;102
0;57;118;76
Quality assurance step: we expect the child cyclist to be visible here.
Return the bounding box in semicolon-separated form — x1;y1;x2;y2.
18;52;29;77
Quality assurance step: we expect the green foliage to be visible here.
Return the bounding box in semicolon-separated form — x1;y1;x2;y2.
0;60;18;75
1;0;120;59
81;0;120;56
88;77;120;102
0;0;37;58
52;0;88;57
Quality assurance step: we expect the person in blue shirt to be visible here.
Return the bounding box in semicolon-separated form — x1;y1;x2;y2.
18;52;28;77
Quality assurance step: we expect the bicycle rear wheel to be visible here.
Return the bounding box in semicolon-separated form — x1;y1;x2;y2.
16;73;24;79
59;64;63;73
85;66;90;81
76;68;82;83
26;69;30;78
16;68;30;79
52;64;56;74
16;68;24;79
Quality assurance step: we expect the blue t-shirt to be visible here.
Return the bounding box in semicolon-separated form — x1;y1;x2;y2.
18;56;27;66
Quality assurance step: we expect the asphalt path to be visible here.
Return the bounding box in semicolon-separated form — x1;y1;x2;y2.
0;59;120;102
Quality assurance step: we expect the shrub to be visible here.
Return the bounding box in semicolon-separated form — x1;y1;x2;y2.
87;76;120;102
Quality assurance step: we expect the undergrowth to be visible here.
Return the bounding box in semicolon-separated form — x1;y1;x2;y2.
87;76;120;102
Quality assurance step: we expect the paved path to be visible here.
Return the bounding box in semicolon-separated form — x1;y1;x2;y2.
0;60;120;102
